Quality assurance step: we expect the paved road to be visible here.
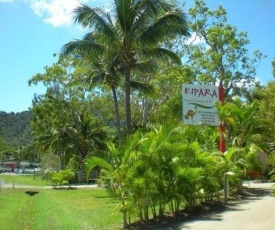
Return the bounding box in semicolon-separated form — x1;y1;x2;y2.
0;179;98;189
158;182;275;230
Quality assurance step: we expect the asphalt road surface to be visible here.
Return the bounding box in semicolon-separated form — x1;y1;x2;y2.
158;182;275;230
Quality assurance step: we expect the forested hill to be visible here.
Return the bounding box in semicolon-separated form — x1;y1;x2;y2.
0;111;32;147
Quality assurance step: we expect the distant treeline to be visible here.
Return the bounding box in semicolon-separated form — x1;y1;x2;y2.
0;111;32;147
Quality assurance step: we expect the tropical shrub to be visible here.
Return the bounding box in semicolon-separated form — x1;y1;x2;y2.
268;142;275;181
49;169;75;188
85;122;226;226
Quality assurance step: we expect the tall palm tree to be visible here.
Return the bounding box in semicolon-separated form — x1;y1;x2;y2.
72;52;123;141
72;53;156;141
62;0;190;134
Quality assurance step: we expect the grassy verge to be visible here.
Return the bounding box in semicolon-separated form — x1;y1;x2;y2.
0;188;123;230
0;189;31;230
0;174;51;186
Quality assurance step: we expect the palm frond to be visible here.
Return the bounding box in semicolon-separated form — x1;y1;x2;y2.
61;39;105;56
224;147;244;161
85;156;113;180
270;142;275;153
133;58;157;73
74;4;115;39
142;47;181;65
114;0;135;33
140;11;190;45
130;80;156;97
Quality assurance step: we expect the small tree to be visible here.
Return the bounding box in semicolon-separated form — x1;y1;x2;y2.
40;153;61;179
49;169;75;188
181;0;266;96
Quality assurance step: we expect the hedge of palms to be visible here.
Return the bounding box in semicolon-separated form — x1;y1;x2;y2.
85;121;262;227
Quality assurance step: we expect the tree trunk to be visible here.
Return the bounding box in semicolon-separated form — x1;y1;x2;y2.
59;150;66;170
111;86;122;142
124;66;132;135
142;96;149;127
121;191;128;229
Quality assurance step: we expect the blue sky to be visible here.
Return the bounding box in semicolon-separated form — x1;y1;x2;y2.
0;0;274;113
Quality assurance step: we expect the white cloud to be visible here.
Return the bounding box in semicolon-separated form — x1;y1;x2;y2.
185;32;205;46
28;0;90;27
184;32;211;51
1;0;112;27
25;0;113;27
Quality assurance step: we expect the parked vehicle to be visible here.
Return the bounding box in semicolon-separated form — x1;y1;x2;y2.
0;166;12;173
23;167;41;174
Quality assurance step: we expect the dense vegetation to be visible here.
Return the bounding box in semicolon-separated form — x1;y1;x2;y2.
0;111;31;149
2;0;275;228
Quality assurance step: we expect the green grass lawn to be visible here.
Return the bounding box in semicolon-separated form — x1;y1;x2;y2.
0;175;124;230
0;188;123;230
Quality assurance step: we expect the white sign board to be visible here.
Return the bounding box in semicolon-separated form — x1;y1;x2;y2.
182;84;221;126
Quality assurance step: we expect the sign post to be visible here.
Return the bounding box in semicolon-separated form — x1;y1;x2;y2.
182;84;225;152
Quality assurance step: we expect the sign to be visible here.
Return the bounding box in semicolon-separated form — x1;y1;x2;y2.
182;84;221;126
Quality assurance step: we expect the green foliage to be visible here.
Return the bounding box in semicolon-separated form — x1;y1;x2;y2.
85;109;269;226
255;81;275;141
62;0;190;135
22;1;273;228
0;111;32;148
49;169;75;187
0;111;34;162
180;0;266;96
85;122;225;225
215;97;269;183
223;145;264;191
39;153;61;179
272;184;275;196
0;137;12;158
136;66;195;125
268;142;275;181
29;56;112;174
217;96;269;150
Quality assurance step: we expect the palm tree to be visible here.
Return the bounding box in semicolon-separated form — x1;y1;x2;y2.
85;136;144;228
70;46;123;141
217;96;267;149
62;0;190;134
71;49;155;141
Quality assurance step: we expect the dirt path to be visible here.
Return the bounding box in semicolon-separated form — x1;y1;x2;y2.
157;182;275;230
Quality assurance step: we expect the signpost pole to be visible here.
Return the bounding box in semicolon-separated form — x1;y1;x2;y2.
219;86;226;153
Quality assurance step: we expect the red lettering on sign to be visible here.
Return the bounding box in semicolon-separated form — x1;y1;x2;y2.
184;87;218;98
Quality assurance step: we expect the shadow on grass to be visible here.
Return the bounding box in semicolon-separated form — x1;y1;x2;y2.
52;186;78;190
